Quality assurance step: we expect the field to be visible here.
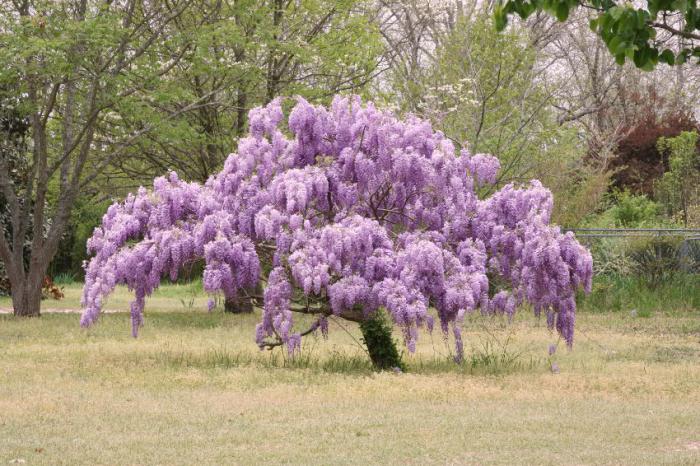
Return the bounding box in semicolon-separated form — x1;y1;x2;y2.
1;283;699;465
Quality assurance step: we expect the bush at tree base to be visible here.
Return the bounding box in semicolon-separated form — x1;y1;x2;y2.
80;96;592;365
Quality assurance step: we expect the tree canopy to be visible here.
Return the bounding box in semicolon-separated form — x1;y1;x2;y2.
495;0;700;69
80;96;593;365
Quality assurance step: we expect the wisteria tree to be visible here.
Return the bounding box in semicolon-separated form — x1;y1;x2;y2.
80;96;593;369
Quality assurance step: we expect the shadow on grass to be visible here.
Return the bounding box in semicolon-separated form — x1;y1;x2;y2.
143;341;544;377
2;311;548;376
146;346;376;374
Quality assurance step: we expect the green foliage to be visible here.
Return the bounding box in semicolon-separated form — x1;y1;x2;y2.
548;162;611;228
112;0;383;185
409;11;607;228
582;190;671;231
586;239;636;276
52;273;76;285
1;1;383;286
627;237;688;286
609;105;698;195
582;231;698;288
656;131;700;226
1;0;382;191
495;0;700;69
49;197;111;278
605;190;661;227
359;310;405;371
430;15;548;181
579;190;693;283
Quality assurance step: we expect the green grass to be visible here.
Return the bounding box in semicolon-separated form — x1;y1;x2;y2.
1;284;699;465
51;272;78;285
579;273;700;314
0;280;209;311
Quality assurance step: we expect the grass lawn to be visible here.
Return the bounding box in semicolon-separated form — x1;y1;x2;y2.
1;283;699;465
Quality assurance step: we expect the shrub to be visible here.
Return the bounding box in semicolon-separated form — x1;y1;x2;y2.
628;237;685;286
587;190;663;229
587;239;636;276
607;190;661;227
609;98;698;195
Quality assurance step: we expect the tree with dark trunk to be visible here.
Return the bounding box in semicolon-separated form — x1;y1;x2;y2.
0;0;197;316
79;97;592;369
0;0;385;317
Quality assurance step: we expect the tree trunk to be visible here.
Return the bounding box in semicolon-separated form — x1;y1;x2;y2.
235;88;247;137
224;295;254;314
359;311;405;371
224;284;261;313
11;279;42;317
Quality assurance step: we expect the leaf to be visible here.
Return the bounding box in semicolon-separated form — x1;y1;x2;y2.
640;60;656;71
607;36;622;54
555;2;570;21
494;7;508;31
659;49;675;65
609;6;624;20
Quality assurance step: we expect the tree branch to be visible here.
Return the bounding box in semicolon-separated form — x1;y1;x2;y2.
650;21;700;41
258;318;323;350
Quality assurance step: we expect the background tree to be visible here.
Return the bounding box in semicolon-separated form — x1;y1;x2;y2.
378;3;609;226
0;0;385;315
106;0;384;188
610;93;699;194
656;130;700;226
416;13;566;184
0;85;32;296
0;0;199;316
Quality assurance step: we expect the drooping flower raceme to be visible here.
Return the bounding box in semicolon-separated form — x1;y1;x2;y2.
81;95;592;358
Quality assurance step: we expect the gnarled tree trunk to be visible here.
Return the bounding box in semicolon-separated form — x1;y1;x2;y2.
224;296;254;314
224;284;262;313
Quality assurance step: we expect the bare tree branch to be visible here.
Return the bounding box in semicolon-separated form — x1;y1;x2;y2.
650;21;700;41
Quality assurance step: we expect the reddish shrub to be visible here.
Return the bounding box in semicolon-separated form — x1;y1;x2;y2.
608;88;700;195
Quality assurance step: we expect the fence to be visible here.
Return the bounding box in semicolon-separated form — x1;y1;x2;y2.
565;228;700;276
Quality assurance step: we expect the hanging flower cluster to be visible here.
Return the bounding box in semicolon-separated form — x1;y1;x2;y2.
81;96;592;358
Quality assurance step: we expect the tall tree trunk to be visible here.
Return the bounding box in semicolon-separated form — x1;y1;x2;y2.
11;276;42;317
235;88;247;137
265;0;284;104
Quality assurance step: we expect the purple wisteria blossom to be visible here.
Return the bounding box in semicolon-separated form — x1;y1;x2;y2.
81;95;592;358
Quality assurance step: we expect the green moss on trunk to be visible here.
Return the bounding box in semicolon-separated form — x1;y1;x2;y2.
359;311;405;371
